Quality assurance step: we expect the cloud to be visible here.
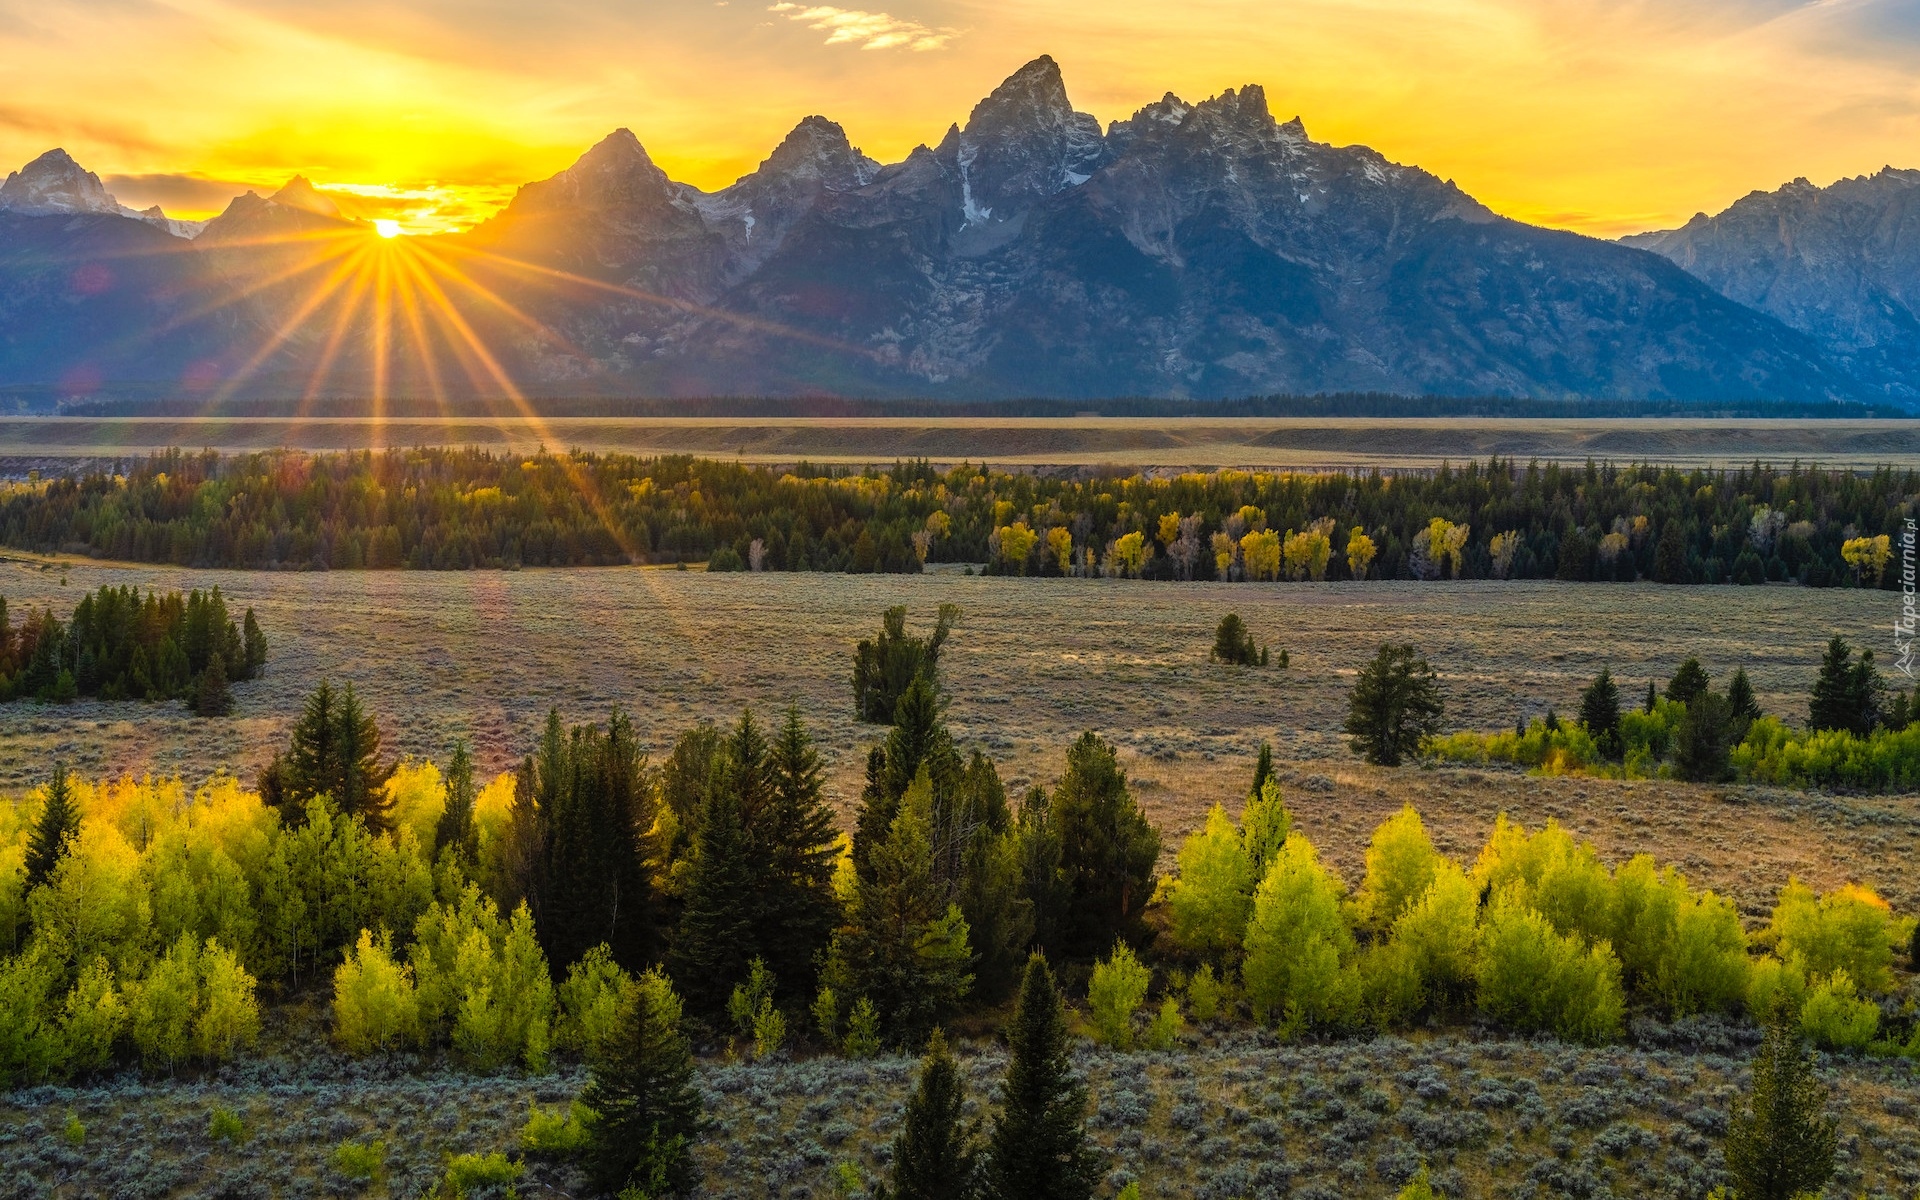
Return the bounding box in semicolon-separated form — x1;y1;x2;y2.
767;3;956;51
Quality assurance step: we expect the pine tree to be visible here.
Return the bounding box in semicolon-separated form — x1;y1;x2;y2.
539;709;653;972
581;968;702;1197
671;783;760;1017
191;653;233;718
1578;667;1621;755
434;739;478;863
759;706;842;996
879;1028;980;1200
24;763;79;891
1727;667;1763;726
332;683;393;832
241;609;268;679
1343;643;1445;767
1644;680;1658;714
1048;733;1159;958
1249;742;1274;799
1674;692;1736;784
854;675;959;880
1723;1007;1837;1200
273;680;394;831
1808;636;1877;735
985;955;1096;1200
1665;657;1710;707
853;604;958;723
1653;519;1689;584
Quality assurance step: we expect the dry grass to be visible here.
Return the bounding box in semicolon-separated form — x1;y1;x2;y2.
0;557;1909;915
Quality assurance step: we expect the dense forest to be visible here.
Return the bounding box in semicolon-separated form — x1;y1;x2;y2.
0;585;265;708
0;611;1908;1197
0;449;1908;585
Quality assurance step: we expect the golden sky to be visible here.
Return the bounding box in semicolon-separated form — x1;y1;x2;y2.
2;0;1916;237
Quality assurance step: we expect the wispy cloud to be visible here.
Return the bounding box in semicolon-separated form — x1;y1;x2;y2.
767;4;956;51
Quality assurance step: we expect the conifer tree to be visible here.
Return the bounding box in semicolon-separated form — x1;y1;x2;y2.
1644;679;1658;714
1665;657;1710;707
266;680;394;832
24;763;79;892
759;706;842;995
1726;667;1763;727
581;968;702;1197
986;955;1095;1200
1675;692;1736;783
1723;1008;1837;1200
1653;519;1689;583
191;653;232;718
671;784;759;1017
241;609;268;678
433;739;478;863
1578;667;1621;755
854;675;959;880
538;709;652;972
1249;742;1274;799
1344;643;1445;766
879;1027;980;1200
1047;733;1159;958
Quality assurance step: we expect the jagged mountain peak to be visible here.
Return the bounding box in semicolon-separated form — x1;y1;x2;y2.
756;115;879;189
950;53;1108;224
965;55;1074;135
269;175;343;218
0;146;126;216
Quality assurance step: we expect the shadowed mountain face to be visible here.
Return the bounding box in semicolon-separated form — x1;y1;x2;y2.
0;57;1882;402
1624;169;1920;400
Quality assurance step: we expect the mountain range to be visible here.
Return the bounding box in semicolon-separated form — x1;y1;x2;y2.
0;57;1911;404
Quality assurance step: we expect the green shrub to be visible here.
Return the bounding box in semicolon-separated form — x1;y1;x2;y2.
1746;954;1809;1024
1143;997;1184;1051
1397;1165;1438;1200
843;997;882;1059
1185;964;1222;1025
208;1106;246;1145
1799;971;1878;1051
443;1151;523;1197
1769;878;1895;994
1087;942;1151;1049
521;1099;595;1158
61;1110;84;1146
1475;895;1624;1042
331;1139;387;1182
333;928;420;1054
1166;805;1255;959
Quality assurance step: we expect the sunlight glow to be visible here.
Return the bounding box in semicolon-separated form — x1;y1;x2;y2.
374;219;402;239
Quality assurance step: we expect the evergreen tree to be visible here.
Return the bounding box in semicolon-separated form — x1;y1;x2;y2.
1723;1008;1837;1200
671;782;760;1017
538;709;653;972
1578;667;1621;755
433;739;478;863
1674;692;1736;784
759;707;843;996
267;680;394;832
1343;643;1445;766
877;1028;980;1200
1249;742;1274;799
1047;733;1159;959
985;955;1096;1200
1727;667;1763;726
191;653;232;718
581;968;702;1197
1210;613;1260;665
1644;679;1658;714
241;609;268;678
853;603;958;723
24;763;79;891
1665;657;1710;706
1653;519;1689;583
853;675;959;880
1808;636;1879;735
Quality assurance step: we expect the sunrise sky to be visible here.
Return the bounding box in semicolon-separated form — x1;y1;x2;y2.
2;0;1915;238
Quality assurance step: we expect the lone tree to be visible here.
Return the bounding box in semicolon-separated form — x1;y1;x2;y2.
854;604;958;723
1210;613;1267;666
1723;1008;1837;1200
1666;657;1710;706
1726;667;1763;727
986;955;1096;1200
581;967;702;1198
877;1028;981;1200
1343;644;1444;766
1808;636;1881;736
1578;667;1621;755
191;653;233;718
24;762;79;890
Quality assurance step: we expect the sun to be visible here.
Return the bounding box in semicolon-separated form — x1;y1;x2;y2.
374;219;402;238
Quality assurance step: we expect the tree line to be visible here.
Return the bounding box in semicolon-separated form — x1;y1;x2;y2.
0;585;265;712
0;449;1907;586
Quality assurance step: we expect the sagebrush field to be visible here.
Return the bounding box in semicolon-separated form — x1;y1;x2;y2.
0;557;1906;917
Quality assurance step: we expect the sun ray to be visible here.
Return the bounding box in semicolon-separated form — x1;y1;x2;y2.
202;239;373;407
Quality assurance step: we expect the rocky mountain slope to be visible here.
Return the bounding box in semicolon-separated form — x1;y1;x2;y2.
1624;169;1920;400
0;58;1887;402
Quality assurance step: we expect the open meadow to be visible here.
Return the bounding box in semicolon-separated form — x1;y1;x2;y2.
0;557;1907;917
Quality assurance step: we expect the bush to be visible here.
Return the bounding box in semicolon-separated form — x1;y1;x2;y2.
443;1151;523;1197
1475;897;1624;1043
1798;971;1878;1050
1185;964;1223;1025
208;1106;246;1145
332;1139;387;1183
521;1099;595;1158
558;943;635;1055
333;929;421;1054
1355;805;1440;932
1144;997;1184;1051
1768;878;1895;993
1211;614;1265;666
1166;805;1256;959
1087;942;1152;1050
1746;955;1809;1024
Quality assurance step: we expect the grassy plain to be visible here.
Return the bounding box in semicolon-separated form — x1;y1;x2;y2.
0;415;1918;469
0;558;1908;917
